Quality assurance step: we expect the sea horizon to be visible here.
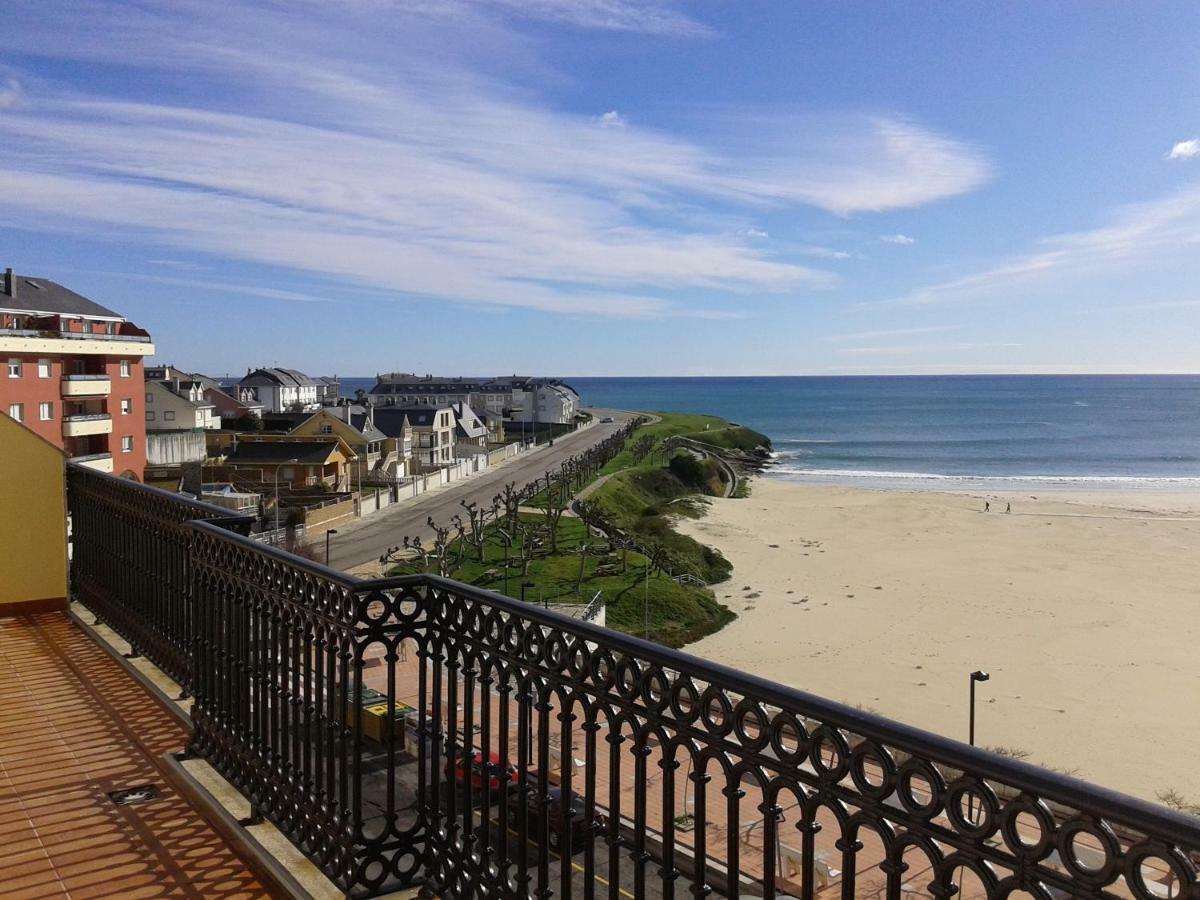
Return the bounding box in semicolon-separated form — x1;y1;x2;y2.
334;374;1200;490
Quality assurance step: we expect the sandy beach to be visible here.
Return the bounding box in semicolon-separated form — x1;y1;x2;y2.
678;477;1200;804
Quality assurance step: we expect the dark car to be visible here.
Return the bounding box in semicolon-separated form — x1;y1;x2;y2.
507;786;608;852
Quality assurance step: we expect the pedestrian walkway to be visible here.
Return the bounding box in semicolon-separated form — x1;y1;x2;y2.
0;613;278;899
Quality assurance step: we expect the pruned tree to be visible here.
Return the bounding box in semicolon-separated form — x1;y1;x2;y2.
460;499;488;562
427;516;454;577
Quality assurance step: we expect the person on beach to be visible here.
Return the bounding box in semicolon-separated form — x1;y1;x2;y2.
985;501;990;512
1006;502;1011;513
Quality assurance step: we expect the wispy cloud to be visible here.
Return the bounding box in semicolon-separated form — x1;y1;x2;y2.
837;341;1021;355
821;325;958;343
0;1;991;320
880;233;916;245
471;0;717;38
0;76;21;109
1168;139;1200;161
796;244;852;260
875;182;1200;307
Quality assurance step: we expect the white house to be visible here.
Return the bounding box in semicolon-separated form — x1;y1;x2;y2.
144;379;220;431
238;367;320;413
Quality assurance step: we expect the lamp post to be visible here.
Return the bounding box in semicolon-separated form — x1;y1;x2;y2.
967;669;990;835
969;670;990;747
325;528;338;565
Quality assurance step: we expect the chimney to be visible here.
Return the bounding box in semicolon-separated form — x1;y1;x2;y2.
3;268;13;298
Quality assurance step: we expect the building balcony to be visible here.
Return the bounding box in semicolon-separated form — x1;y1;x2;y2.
0;327;154;356
62;413;112;437
68;451;113;472
61;374;112;397
57;464;1200;900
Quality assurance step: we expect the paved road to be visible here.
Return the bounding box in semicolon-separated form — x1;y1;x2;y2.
328;409;637;571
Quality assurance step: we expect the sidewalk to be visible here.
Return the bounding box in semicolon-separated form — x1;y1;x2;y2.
0;613;279;899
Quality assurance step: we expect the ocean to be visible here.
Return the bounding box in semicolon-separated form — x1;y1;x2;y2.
336;375;1200;490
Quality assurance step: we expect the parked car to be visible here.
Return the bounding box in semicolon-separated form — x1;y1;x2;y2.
447;749;517;794
506;786;608;852
599;416;614;423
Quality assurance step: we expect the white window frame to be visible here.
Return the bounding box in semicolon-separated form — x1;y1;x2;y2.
121;435;134;453
121;399;132;415
8;403;23;422
119;359;131;377
37;359;51;379
7;359;21;378
38;402;53;421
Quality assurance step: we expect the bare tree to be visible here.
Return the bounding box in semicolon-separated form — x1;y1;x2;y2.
427;516;454;577
460;499;488;562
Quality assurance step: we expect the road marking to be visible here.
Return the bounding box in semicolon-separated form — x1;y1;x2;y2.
484;814;637;899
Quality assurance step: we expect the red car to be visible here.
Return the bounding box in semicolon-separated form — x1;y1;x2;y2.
447;750;517;793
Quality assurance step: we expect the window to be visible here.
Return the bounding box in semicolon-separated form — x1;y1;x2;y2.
164;411;175;422
7;359;20;378
38;402;53;421
121;436;133;453
320;423;333;434
7;403;22;422
119;359;130;377
37;359;51;378
120;399;132;415
145;411;156;422
145;392;153;404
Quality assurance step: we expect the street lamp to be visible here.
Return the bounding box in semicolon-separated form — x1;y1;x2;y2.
325;528;338;565
969;670;990;746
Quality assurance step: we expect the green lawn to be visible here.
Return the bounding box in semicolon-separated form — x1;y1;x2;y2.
387;514;733;647
389;410;768;647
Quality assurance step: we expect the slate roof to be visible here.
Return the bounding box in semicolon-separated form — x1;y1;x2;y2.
225;440;341;465
371;406;445;437
240;367;317;388
0;274;123;319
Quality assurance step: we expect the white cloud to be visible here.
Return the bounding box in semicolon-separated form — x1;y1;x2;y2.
821;325;957;342
880;233;916;245
796;244;851;260
471;0;717;37
0;77;21;109
876;182;1200;308
1168;139;1200;161
0;0;992;319
838;341;1020;355
598;110;626;129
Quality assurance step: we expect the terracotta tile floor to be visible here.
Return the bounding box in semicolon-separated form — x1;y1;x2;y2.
0;613;277;900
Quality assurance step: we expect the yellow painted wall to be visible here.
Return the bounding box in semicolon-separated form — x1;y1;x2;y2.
0;413;68;612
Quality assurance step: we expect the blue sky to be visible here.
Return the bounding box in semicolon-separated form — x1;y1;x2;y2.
2;1;1199;376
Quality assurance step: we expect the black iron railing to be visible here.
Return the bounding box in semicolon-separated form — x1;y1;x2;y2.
68;467;1200;899
66;464;253;687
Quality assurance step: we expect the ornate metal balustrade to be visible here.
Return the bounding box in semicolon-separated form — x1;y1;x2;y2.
66;463;253;687
68;467;1200;899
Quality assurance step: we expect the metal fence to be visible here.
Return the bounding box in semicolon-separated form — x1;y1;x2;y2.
68;465;1200;899
66;463;253;687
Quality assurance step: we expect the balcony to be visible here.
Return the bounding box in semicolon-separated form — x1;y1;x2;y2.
69;452;113;472
61;374;112;396
63;464;1200;900
62;413;112;437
